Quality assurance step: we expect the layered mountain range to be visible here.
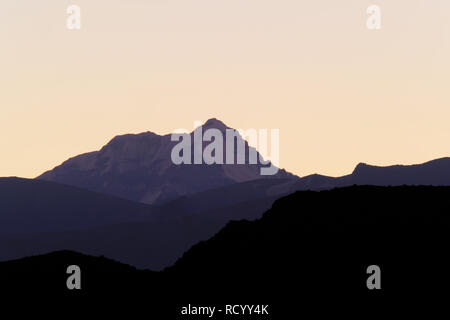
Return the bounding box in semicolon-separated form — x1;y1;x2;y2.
2;118;450;270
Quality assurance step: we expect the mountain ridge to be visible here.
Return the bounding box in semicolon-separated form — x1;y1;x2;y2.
38;118;294;204
293;157;450;191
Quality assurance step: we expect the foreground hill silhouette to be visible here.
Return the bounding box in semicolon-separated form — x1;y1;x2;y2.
1;186;449;316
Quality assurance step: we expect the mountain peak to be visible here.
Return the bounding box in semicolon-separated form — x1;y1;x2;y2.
37;117;292;204
352;162;371;174
203;118;229;131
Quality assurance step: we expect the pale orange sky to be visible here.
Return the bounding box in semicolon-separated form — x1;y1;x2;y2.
1;0;450;178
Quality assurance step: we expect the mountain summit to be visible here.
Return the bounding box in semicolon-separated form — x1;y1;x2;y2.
38;119;294;204
203;118;228;132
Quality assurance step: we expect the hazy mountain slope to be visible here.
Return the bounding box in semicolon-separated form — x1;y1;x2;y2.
38;118;295;204
0;189;283;270
0;176;294;269
158;178;298;218
0;177;156;234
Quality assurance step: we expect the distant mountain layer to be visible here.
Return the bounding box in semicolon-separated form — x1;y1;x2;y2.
1;186;449;314
293;157;450;191
0;177;296;269
38;118;294;204
0;177;155;234
5;157;450;268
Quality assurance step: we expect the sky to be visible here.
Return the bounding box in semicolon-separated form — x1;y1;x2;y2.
1;0;450;178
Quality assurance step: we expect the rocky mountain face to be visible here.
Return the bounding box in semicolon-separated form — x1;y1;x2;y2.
38;118;294;204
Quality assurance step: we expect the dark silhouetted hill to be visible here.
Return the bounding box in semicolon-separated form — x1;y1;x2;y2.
166;186;450;295
1;186;449;316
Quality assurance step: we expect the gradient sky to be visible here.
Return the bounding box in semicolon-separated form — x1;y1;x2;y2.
1;0;450;178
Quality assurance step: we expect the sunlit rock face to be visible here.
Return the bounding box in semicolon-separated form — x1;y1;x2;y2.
38;118;294;204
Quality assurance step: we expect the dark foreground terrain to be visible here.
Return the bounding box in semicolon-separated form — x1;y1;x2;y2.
1;186;449;317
